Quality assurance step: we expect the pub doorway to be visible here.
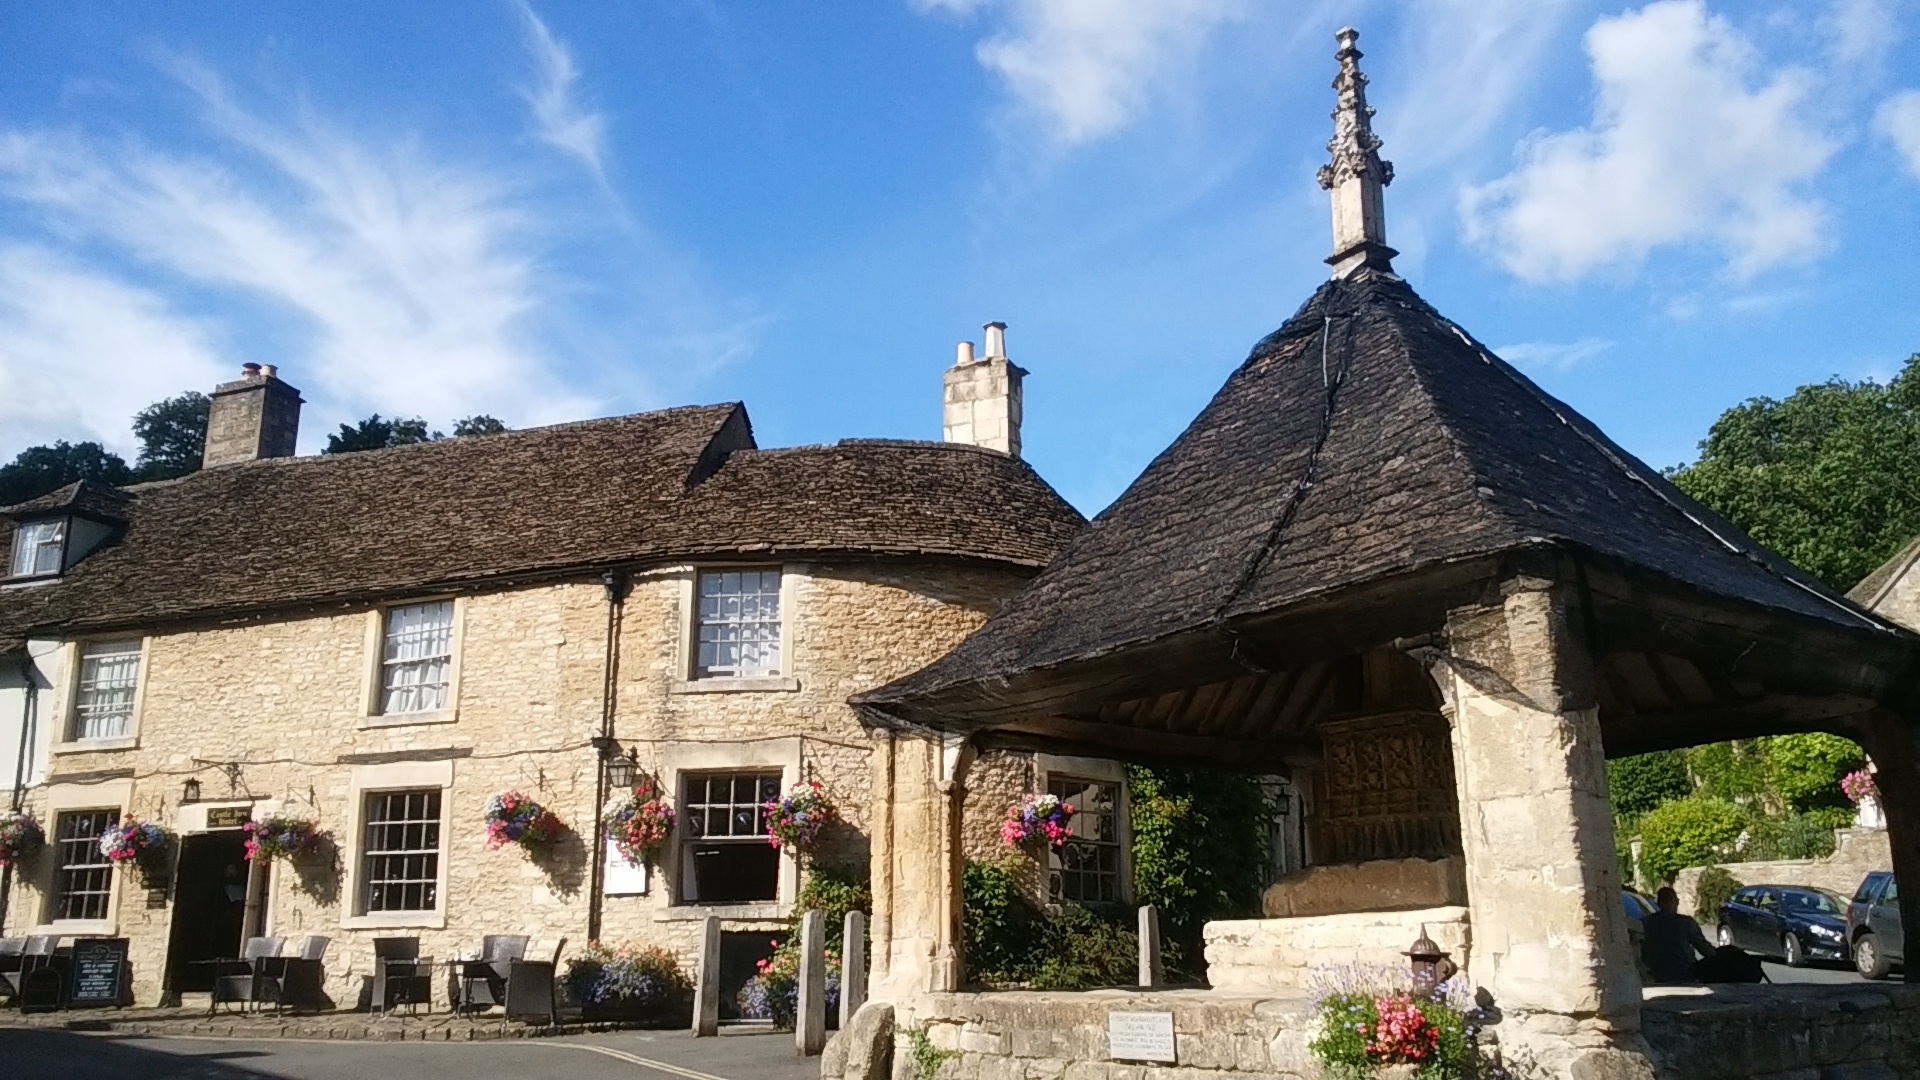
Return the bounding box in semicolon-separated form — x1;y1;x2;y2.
164;831;249;994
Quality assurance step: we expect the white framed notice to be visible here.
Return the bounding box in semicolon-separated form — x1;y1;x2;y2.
603;845;649;895
1107;1011;1176;1063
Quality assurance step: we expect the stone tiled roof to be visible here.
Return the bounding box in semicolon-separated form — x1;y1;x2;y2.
5;479;134;522
861;269;1896;718
0;404;1082;638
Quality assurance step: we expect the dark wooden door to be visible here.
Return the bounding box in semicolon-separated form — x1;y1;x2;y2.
164;832;249;994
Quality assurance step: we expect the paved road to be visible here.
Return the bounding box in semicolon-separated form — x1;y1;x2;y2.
1761;959;1887;984
0;1027;822;1080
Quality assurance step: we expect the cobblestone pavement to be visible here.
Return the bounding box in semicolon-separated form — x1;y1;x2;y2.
0;1025;822;1080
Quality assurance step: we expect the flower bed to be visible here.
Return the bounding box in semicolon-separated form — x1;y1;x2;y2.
484;791;563;851
0;812;44;864
242;813;321;862
605;780;674;863
765;782;837;854
562;943;691;1024
736;939;840;1029
1309;966;1489;1079
1000;793;1071;849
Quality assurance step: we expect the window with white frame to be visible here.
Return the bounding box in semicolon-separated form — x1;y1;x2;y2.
679;771;782;903
72;640;141;741
1048;777;1123;904
9;518;66;578
379;601;455;714
52;809;116;921
694;569;782;679
361;789;442;913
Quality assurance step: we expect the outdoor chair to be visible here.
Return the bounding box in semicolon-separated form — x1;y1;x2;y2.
258;936;329;1014
210;936;285;1015
455;935;528;1016
0;939;23;1003
370;937;431;1016
501;937;567;1028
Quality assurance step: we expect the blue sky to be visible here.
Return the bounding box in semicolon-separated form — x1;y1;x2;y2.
1;1;1917;515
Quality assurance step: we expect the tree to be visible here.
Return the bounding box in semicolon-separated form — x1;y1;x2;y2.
131;391;211;481
1636;796;1747;885
1668;354;1920;591
0;441;134;506
324;415;442;454
1761;733;1865;813
452;415;508;437
1606;751;1693;817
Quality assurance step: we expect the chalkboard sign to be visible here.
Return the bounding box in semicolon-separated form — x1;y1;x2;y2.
67;937;129;1008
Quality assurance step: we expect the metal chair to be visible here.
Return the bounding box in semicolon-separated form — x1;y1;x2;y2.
0;939;24;1003
210;936;285;1015
371;937;431;1016
456;935;529;1016
502;937;567;1028
259;936;329;1014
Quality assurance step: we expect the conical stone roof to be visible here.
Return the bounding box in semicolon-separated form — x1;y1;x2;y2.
859;268;1895;721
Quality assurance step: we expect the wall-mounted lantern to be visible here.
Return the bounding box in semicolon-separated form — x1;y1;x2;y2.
181;778;202;804
603;747;639;791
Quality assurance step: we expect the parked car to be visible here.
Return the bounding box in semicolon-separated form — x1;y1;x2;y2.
1716;885;1850;966
1848;872;1904;979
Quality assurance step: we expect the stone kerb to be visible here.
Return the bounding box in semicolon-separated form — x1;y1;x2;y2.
1202;906;1469;993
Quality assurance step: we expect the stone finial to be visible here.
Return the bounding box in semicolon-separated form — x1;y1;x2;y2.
1317;27;1396;278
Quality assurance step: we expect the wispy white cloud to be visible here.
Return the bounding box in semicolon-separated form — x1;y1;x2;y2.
1461;0;1836;283
916;0;1247;145
0;61;599;451
1823;0;1899;65
517;3;609;178
0;246;228;457
1880;89;1920;180
1495;337;1612;373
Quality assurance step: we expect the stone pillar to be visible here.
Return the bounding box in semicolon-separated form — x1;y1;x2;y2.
865;731;971;1003
1435;577;1652;1077
797;909;827;1056
1137;906;1162;988
840;909;868;1028
1856;710;1920;985
691;915;721;1037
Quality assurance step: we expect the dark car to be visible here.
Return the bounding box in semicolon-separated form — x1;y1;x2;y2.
1848;871;1904;979
1716;885;1850;966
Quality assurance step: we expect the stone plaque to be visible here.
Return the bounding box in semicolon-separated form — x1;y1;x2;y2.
206;806;252;829
1107;1011;1176;1063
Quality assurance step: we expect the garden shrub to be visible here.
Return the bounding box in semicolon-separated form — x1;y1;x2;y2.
1607;751;1693;817
962;859;1047;984
1029;904;1137;990
1126;765;1268;981
1742;812;1839;862
1693;866;1743;924
563;943;691;1017
1637;796;1746;884
735;863;868;1027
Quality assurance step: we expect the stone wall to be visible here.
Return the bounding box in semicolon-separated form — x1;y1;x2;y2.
1259;856;1464;917
1672;827;1890;917
1641;983;1920;1080
1202;906;1470;993
6;558;1027;1006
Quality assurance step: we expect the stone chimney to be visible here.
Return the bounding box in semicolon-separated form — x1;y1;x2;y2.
1318;27;1396;278
202;363;304;468
943;322;1025;458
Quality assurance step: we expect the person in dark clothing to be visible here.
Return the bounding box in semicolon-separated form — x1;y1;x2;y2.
1641;886;1715;984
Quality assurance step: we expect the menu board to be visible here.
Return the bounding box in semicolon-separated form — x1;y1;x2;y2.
67;937;130;1008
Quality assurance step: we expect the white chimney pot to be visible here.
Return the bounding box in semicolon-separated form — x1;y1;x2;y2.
956;341;975;366
983;322;1007;359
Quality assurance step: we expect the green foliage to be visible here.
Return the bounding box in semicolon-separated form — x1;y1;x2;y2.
961;859;1047;984
1607;752;1693;816
1694;866;1744;924
131;391;210;481
1028;904;1137;990
1309;989;1476;1079
1763;734;1865;812
1742;812;1839;862
906;1024;954;1080
1685;741;1770;806
0;440;133;505
452;414;509;436
1126;765;1268;980
324;414;442;453
1637;797;1747;885
1667;355;1920;591
794;863;871;951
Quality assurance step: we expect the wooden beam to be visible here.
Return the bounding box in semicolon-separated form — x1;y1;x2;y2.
1601;694;1878;757
992;714;1314;770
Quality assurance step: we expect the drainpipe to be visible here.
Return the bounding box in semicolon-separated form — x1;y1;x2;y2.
587;569;629;944
2;647;41;935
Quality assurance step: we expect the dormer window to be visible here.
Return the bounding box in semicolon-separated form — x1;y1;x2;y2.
8;518;66;578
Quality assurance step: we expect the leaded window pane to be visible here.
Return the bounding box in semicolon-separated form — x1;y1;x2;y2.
694;569;782;678
54;810;115;921
380;601;454;714
363;789;442;912
9;519;65;578
1048;777;1122;904
73;640;141;741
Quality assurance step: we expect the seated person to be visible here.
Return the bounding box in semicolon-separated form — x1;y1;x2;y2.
1641;886;1715;984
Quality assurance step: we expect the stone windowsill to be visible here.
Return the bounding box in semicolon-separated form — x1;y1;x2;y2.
359;708;459;730
340;910;449;931
35;919;115;938
52;737;138;755
668;677;800;695
655;903;790;923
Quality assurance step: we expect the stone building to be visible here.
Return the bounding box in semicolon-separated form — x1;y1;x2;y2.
0;347;1082;1009
846;29;1920;1080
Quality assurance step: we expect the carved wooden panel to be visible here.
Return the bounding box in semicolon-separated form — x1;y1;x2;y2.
1312;711;1461;864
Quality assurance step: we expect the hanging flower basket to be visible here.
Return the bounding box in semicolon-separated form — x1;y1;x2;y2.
605;779;675;863
1843;769;1879;805
1000;793;1071;849
765;782;838;853
242;813;321;863
0;812;45;864
99;815;170;875
484;791;564;851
